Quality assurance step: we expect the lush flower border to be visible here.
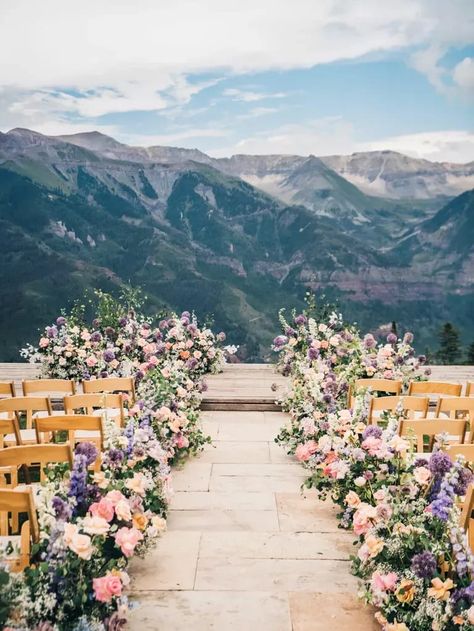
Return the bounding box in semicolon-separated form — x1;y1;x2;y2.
274;305;474;630
1;291;227;630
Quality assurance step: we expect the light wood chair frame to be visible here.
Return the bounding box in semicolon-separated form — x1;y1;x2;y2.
82;376;135;403
63;393;126;426
399;418;467;452
0;487;39;571
369;395;429;425
22;378;76;397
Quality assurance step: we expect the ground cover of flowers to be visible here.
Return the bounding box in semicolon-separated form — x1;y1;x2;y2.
1;290;227;630
273;302;474;631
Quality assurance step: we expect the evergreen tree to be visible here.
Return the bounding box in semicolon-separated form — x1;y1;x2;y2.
390;321;398;336
436;322;461;365
466;341;474;365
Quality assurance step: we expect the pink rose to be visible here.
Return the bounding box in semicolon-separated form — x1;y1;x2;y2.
295;440;318;462
86;355;98;367
115;527;143;557
39;337;50;348
93;573;123;602
413;466;431;485
372;571;398;592
175;434;190;449
105;490;126;506
89;498;115;522
361;436;383;456
353;503;377;535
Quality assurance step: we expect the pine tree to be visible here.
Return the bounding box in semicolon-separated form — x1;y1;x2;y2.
390;321;397;336
436;322;461;365
466;341;474;365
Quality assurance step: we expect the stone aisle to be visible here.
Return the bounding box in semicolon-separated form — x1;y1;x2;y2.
128;407;378;630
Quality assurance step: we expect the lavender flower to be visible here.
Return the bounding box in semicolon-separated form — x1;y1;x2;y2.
386;333;398;344
74;442;98;467
411;551;437;579
307;347;319;361
56;316;66;327
294;314;307;326
46;325;58;339
51;496;72;521
90;331;102;343
68;454;88;512
454;466;473;496
106;448;125;466
273;335;288;348
362;425;383;440
429;451;452;476
284;326;296;337
103;349;115;363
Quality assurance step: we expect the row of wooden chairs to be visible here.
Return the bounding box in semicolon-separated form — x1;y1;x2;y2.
0;376;136;400
349;378;473;407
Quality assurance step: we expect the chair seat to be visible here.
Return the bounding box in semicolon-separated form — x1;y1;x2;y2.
75;430;101;440
92;408;127;418
4;429;37;445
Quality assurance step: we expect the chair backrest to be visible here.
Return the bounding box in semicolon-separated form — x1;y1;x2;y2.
34;415;104;450
0;396;52;429
399;418;467;452
63;393;125;426
446;444;474;464
369;395;429;424
0;487;39;571
22;379;76;397
460;484;474;553
0;444;74;483
82;377;135;402
348;378;402;406
467;382;473;397
436;397;474;421
0;418;22;447
0;382;15;398
408;381;462;397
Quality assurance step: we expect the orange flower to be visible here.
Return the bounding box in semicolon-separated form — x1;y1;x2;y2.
180;350;191;359
428;577;455;601
395;578;416;603
132;513;149;531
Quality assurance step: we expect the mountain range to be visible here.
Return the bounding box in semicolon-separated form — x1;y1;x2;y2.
0;127;472;361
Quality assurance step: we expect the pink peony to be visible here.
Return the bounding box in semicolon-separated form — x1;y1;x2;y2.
353;503;377;535
115;526;143;557
93;574;123;602
89;498;115;522
295;440;318;462
105;490;126;506
372;571;398;592
86;355;98;367
175;434;190;449
361;436;383;456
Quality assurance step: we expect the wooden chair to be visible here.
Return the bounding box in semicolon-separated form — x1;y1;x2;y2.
22;378;76;399
0;487;39;572
408;381;462;398
83;377;135;404
0;382;15;399
399;418;467;453
0;397;52;445
64;393;126;427
35;415;104;469
436;398;474;442
460;484;474;552
446;444;474;464
348;378;402;406
369;395;429;425
467;382;473;397
0;444;74;485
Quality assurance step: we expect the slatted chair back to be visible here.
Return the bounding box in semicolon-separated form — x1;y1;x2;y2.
22;378;76;398
446;444;474;464
82;377;135;403
408;380;462;398
369;395;429;425
0;487;39;571
399;418;467;453
0;444;74;484
35;414;104;451
0;396;52;435
63;393;125;426
460;484;474;553
0;382;15;399
0;418;22;448
436;397;474;419
348;378;402;406
467;382;473;397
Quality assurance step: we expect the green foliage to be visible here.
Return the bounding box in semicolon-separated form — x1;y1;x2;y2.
436;322;462;365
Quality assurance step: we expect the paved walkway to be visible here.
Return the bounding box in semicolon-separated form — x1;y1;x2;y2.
129;409;378;630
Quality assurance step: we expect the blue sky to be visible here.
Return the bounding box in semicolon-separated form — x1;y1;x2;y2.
1;0;473;161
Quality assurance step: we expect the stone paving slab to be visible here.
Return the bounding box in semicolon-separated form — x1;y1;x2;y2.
167;509;280;532
289;592;379;630
171;490;276;511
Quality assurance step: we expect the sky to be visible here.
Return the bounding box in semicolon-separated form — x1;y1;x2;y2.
0;0;473;162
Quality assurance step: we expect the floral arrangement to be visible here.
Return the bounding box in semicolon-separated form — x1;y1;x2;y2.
273;303;474;630
2;288;226;630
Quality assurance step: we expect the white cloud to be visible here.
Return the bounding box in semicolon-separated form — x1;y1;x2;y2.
223;89;287;102
359;130;474;163
237;107;279;120
453;57;474;96
0;0;472;124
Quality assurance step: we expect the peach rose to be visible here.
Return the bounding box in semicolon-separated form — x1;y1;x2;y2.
105;490;126;506
89;498;114;522
132;513;149;531
125;473;148;496
82;515;110;536
345;490;361;509
68;532;94;560
115;499;132;522
115;526;143;557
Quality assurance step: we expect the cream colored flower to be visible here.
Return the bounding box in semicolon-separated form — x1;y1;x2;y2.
82;515;110;536
68;532;94;560
115;499;132;522
428;577;455;601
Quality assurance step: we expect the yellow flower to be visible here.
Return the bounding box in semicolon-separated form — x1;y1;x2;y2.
428;577;455;601
132;513;149;531
395;578;416;603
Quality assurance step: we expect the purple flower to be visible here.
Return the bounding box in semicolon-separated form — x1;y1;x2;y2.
403;331;414;344
106;448;125;466
92;318;101;328
68;454;88;512
186;357;198;371
273;335;288;348
362;425;383;440
46;325;58;339
294;314;307;326
187;323;198;335
118;317;128;327
159;319;169;330
56;316;66;327
74;442;98;467
411;551;437;579
181;311;191;319
454;466;473;496
386;333;398;344
414;458;430;468
363;334;376;349
103;349;115;363
105;326;116;337
51;496;72;521
90;331;102;343
284;326;296;337
100;370;109;378
217;332;226;342
181;316;190;326
429;451;452;476
307;347;319;361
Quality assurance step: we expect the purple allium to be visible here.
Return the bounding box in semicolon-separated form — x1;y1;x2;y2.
273;335;288;348
323;394;332;404
103;349;115;363
135;370;145;381
181;311;191;319
386;333;398;344
186;357;198;371
92;318;101;328
363;334;376;349
217;331;226;342
106;448;125;466
307;347;319;361
51;496;72;521
187;323;198;335
118;317;128;327
414;458;430;468
294;314;307;326
453;466;473;496
90;331;102;343
429;451;452;476
362;425;383;440
74;442;98;467
46;325;58;339
159;319;169;330
56;316;66;327
411;551;437;579
284;326;296;337
181;316;190;326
